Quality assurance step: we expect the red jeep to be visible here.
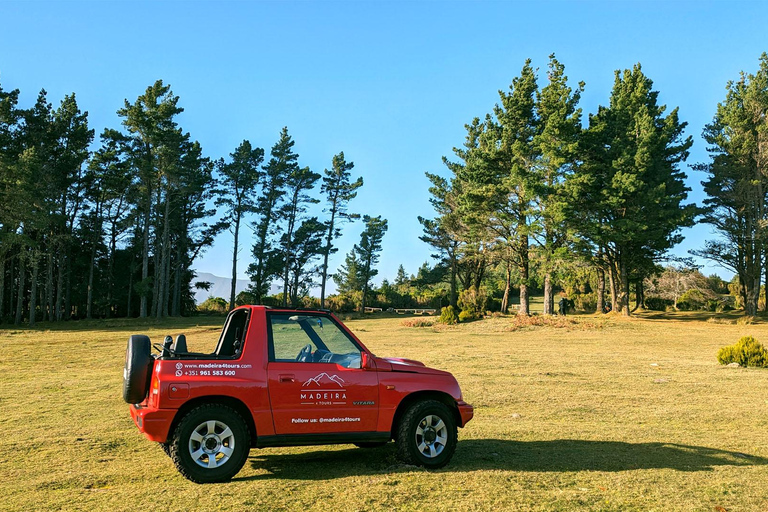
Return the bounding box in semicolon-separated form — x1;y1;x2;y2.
123;306;473;483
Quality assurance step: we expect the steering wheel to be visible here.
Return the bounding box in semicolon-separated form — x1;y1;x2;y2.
296;344;313;362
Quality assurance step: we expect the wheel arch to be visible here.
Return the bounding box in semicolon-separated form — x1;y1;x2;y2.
390;390;460;439
169;396;258;447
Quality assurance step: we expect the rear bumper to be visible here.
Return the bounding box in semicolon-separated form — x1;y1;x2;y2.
130;404;176;443
457;400;474;427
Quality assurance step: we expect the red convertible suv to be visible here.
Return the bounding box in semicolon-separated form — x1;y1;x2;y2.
123;306;473;483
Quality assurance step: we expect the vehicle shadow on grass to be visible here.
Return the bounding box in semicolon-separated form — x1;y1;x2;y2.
239;439;768;481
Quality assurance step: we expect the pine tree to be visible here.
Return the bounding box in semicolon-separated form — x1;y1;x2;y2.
214;140;264;310
568;64;694;315
116;80;183;318
319;152;363;308
354;215;388;312
533;54;583;315
249;128;292;303
278;160;320;307
693;53;768;316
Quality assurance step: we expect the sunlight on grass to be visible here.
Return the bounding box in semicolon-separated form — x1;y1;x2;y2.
2;311;768;510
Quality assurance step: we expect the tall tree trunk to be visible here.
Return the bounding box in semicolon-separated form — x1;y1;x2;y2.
87;242;96;319
140;190;151;318
107;227;117;319
320;207;337;310
55;249;64;321
596;265;605;314
543;273;554;315
15;253;26;325
172;243;182;317
763;268;768;313
518;225;530;316
153;232;162;318
64;256;71;320
45;253;54;322
229;215;241;311
126;260;134;318
608;263;618;313
29;253;39;327
500;262;511;314
9;256;15;320
159;194;171;319
632;279;645;313
449;257;458;309
0;255;5;323
281;211;297;308
619;254;630;317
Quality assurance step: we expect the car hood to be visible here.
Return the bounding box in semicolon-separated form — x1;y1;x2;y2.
376;356;451;375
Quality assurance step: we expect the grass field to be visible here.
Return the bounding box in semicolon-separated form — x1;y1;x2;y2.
2;310;768;511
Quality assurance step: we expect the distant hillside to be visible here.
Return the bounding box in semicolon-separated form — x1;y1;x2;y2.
193;272;250;305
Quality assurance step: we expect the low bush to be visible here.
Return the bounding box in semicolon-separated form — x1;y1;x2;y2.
458;310;479;323
437;305;458;325
717;335;768;367
645;296;674;311
458;288;487;318
401;318;435;328
197;297;228;314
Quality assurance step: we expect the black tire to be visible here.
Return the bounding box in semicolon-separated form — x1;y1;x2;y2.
160;442;171;457
354;441;389;449
169;404;250;483
122;335;152;404
396;400;457;469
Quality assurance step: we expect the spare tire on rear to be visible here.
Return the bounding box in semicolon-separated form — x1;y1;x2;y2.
123;335;153;403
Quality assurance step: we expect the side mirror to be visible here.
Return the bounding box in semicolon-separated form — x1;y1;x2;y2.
361;352;375;370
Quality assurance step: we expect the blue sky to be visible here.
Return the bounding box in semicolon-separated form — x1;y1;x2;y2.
2;1;767;289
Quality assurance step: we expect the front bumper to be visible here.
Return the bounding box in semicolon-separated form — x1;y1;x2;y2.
457;400;474;427
130;404;176;443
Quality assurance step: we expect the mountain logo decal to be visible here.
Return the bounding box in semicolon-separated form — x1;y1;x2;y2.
303;373;346;387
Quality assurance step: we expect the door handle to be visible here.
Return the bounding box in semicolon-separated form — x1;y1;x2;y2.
279;374;295;383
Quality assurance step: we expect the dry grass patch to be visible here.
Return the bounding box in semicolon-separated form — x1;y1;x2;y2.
400;317;435;328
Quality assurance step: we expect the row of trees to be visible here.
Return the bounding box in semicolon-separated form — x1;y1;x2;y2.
420;54;694;317
0;79;384;325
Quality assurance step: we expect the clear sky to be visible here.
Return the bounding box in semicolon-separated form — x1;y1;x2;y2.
2;0;767;290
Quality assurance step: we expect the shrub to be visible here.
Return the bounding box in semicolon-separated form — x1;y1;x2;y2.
438;305;458;325
575;292;597;313
677;289;708;311
717;335;768;367
458;288;487;318
197;297;228;314
401;318;435;328
645;297;673;311
458;310;479;323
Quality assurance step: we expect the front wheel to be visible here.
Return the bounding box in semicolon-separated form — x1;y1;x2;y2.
169;404;250;483
396;400;457;468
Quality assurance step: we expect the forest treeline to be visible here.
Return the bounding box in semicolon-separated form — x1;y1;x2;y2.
417;53;768;318
0;80;385;325
1;53;766;325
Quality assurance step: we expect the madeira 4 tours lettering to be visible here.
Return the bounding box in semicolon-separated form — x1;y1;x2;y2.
300;372;347;405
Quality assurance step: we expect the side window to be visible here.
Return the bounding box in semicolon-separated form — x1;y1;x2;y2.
268;313;362;368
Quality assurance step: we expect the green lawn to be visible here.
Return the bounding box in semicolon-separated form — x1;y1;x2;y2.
2;310;768;511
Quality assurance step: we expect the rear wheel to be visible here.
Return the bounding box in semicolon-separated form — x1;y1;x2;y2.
396;400;457;468
169;404;250;483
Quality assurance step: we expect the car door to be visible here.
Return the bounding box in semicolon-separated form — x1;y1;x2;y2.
266;312;379;434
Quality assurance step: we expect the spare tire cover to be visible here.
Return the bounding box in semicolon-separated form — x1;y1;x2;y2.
123;334;152;403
